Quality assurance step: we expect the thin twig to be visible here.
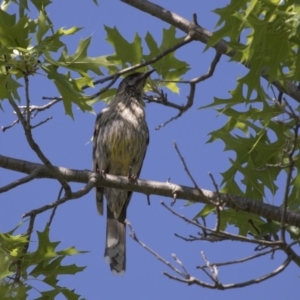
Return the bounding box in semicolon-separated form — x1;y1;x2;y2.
126;201;291;289
24;75;31;125
0;167;43;193
48;186;64;226
281;123;299;241
208;172;222;232
8;99;72;197
1;118;20;132
89;74;119;99
200;251;219;283
171;253;190;278
154;51;221;130
14;213;36;283
173;141;204;197
22;173;98;218
161;202;283;247
92;35;194;88
165;255;292;289
197;248;279;269
126;220;190;278
30;116;52;129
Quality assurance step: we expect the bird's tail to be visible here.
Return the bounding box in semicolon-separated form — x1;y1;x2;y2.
104;206;126;274
96;187;104;215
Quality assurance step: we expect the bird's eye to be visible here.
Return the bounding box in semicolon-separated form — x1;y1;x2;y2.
127;78;137;86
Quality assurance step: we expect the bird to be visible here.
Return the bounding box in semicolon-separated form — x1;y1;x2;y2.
93;69;155;274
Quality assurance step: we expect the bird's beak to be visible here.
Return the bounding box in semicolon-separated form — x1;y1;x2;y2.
138;69;156;82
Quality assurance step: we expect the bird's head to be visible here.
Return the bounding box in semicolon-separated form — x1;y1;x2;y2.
116;69;155;101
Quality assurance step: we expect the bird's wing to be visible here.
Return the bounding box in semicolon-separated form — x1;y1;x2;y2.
93;112;104;215
124;123;149;209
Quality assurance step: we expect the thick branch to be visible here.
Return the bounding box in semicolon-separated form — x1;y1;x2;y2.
1;154;300;227
120;0;300;104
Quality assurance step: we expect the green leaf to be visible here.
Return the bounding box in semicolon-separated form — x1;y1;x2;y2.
207;1;246;51
30;0;52;11
24;225;87;268
0;10;33;48
0;223;28;280
194;204;215;218
30;255;85;286
105;25;143;67
36;289;59;300
0;75;22;101
42;65;93;117
143;26;190;92
0;281;29;300
55;37;109;76
36;26;81;54
287;225;300;240
25;226;60;266
220;209;263;236
37;286;82;300
258;221;280;239
36;11;51;44
88;87;116;105
0;250;14;280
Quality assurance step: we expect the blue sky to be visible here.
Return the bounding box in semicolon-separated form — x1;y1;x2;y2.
1;0;299;299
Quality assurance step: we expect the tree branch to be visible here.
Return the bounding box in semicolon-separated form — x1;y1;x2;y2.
1;154;300;227
8;99;72;196
120;0;300;104
126;217;293;289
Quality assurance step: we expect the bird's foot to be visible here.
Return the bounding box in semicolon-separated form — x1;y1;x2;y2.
128;174;138;183
127;166;138;182
97;169;106;178
127;166;137;183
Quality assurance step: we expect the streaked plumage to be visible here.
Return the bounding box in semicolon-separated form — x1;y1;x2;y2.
93;70;154;274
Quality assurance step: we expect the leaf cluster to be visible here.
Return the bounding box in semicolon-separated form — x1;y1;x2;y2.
199;0;300;236
0;1;189;116
0;224;86;300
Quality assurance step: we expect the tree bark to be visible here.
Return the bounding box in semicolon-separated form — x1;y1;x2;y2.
1;154;300;227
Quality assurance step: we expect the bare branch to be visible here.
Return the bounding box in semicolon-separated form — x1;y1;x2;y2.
126;220;188;277
161;202;283;247
90;75;119;99
154;51;221;130
126;214;292;290
8;99;72;197
173;141;224;232
13;213;36;283
1;118;20;132
22;173;97;218
48;186;64;227
1;154;300;227
0;167;43;193
32;98;61;111
200;251;219;283
24;75;31;125
208;172;223;232
30;116;53;129
173;141;204;196
281;122;300;242
197;248;279;269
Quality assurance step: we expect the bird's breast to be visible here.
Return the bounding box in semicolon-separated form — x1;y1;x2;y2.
100;101;148;175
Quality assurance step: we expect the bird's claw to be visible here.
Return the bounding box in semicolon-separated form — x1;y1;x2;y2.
128;174;138;183
97;169;106;178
